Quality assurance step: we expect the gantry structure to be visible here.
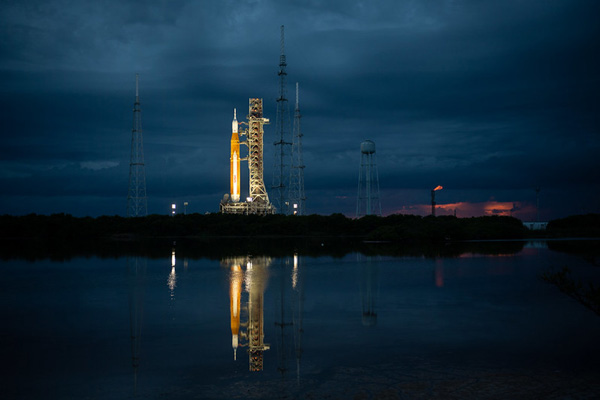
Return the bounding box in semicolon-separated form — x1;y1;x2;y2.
248;99;270;205
127;73;148;217
272;25;292;215
288;82;306;215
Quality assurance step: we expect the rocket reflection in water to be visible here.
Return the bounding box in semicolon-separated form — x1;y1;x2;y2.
224;256;272;371
229;260;243;360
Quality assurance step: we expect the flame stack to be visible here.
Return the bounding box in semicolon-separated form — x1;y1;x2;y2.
431;185;443;216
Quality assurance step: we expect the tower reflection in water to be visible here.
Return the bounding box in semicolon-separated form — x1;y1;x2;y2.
291;253;305;383
359;255;378;327
167;248;178;325
223;256;272;371
168;249;176;300
128;256;146;394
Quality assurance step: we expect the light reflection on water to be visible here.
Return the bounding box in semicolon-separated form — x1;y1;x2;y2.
2;240;600;399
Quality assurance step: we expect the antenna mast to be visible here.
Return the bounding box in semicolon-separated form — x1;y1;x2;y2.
272;25;292;214
289;82;306;215
127;73;148;217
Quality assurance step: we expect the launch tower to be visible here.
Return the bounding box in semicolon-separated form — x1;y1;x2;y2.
272;25;292;215
221;99;275;215
288;82;306;215
127;73;148;217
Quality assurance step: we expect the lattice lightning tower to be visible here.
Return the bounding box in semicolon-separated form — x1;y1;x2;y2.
272;25;292;215
127;73;148;217
289;82;306;215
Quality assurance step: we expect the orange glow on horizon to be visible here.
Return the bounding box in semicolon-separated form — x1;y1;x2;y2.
433;185;443;191
392;201;535;218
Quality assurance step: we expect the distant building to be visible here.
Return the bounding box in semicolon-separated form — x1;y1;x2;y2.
522;221;548;230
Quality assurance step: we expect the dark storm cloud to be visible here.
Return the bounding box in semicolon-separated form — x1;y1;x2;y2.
0;0;598;217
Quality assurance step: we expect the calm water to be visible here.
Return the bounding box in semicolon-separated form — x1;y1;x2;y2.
1;240;600;399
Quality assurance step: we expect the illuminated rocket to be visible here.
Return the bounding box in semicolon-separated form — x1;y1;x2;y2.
230;108;240;202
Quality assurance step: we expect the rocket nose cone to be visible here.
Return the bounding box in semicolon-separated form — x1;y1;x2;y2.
232;109;238;133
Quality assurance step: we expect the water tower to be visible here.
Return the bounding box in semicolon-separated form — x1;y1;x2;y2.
356;140;382;217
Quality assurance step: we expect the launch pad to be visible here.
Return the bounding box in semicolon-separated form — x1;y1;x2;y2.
219;200;275;215
220;98;275;215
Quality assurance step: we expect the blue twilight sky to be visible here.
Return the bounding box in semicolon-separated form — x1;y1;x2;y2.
1;0;599;219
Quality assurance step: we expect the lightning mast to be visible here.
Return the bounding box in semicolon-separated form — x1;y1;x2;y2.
272;25;292;215
127;73;148;217
289;83;306;215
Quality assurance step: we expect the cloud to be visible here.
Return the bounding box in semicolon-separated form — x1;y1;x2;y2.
80;161;120;171
0;0;599;217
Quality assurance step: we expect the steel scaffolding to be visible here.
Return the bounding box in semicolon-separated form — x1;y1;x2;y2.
289;82;306;215
127;73;148;217
272;25;292;215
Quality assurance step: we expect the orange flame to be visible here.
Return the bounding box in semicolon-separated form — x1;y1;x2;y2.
433;185;443;191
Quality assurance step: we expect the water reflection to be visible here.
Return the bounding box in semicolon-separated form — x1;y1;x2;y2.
274;257;294;377
168;249;176;299
222;253;306;378
223;256;273;371
292;253;305;384
229;259;243;360
359;255;378;327
128;256;146;394
3;240;600;399
435;258;444;288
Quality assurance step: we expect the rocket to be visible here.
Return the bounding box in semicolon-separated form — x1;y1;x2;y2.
230;108;240;202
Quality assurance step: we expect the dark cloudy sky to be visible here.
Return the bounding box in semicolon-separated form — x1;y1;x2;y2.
1;0;599;219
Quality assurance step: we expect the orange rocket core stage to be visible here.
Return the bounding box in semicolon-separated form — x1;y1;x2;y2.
230;108;240;202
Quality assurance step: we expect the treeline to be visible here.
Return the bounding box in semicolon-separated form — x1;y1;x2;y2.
545;214;600;238
0;212;531;241
0;236;528;262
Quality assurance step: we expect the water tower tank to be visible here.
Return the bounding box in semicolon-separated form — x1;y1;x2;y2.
361;140;376;154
